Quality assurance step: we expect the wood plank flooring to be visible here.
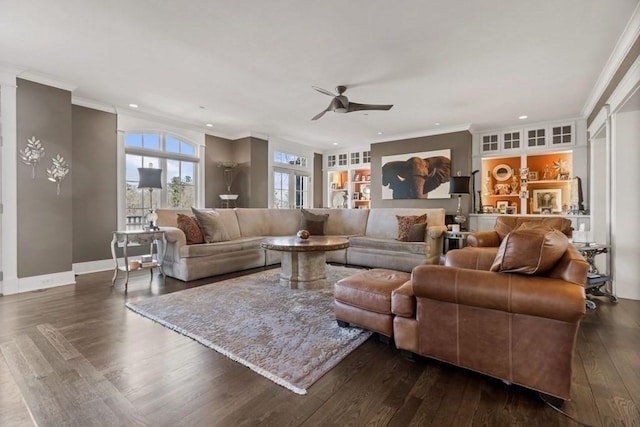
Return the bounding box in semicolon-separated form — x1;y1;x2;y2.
0;268;638;426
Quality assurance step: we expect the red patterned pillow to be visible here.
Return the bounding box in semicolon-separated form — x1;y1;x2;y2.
396;214;427;241
177;213;204;245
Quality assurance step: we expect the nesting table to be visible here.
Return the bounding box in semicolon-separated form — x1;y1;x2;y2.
261;236;349;289
573;243;617;309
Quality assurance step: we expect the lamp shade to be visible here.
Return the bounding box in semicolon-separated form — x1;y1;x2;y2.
138;167;162;189
449;175;470;194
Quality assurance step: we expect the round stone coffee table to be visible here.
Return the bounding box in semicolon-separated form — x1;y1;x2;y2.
261;236;349;289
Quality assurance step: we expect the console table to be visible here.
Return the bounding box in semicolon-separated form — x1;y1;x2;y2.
111;230;166;290
573;243;617;309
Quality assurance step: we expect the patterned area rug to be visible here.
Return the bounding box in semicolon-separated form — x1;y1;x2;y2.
126;265;372;395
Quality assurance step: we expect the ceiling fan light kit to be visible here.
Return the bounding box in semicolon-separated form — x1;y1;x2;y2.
311;85;393;120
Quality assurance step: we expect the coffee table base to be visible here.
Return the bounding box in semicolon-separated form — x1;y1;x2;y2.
280;251;328;289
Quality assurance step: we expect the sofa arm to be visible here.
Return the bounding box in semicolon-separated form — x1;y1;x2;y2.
423;225;448;264
411;265;585;323
159;226;187;262
467;231;500;247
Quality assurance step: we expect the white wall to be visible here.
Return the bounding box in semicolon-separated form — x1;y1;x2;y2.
612;109;640;299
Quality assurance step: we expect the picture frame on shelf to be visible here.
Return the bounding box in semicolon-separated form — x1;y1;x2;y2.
496;200;509;213
532;188;562;213
528;171;538;181
505;206;517;215
482;205;494;214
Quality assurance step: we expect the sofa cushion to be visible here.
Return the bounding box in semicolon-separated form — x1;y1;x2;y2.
191;208;231;243
176;214;204;245
490;224;569;274
300;209;328;235
179;237;264;258
396;214;427;241
348;236;426;255
407;223;426;242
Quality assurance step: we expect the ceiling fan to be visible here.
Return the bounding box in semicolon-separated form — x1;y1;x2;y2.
311;85;393;120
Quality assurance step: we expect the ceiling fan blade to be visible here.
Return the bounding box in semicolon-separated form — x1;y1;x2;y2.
347;102;393;112
312;86;336;97
312;105;331;120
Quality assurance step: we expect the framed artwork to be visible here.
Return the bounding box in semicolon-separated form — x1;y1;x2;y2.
496;200;509;213
528;171;538;181
381;149;451;199
532;189;562;213
482;205;494;213
505;206;517;214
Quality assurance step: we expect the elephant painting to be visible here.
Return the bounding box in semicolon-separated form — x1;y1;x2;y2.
382;153;451;199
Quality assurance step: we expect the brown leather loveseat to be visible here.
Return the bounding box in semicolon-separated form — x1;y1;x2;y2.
391;223;588;401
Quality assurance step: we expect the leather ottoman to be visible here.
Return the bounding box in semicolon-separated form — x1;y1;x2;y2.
334;268;411;340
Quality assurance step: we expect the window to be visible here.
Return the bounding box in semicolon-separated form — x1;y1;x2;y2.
327;154;336;168
338;153;348;166
273;169;309;209
274;150;307;167
125;132;199;229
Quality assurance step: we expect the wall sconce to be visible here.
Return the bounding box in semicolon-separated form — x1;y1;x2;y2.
19;136;45;179
47;154;70;195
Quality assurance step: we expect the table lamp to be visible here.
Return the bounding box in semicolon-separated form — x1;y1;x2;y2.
138;164;163;230
449;171;470;227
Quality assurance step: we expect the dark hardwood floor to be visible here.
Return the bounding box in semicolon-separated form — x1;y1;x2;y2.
0;268;638;426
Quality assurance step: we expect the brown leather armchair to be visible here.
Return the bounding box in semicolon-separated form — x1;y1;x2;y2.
467;215;573;248
392;244;588;401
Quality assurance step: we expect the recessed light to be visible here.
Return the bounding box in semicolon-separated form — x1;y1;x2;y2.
434;122;440;126
129;103;138;108
377;132;383;135
332;142;339;146
519;115;528;120
206;123;213;127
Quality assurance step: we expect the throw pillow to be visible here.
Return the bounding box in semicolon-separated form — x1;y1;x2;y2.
490;224;569;275
396;214;427;242
300;209;329;235
176;213;204;245
407;222;426;242
191;208;231;243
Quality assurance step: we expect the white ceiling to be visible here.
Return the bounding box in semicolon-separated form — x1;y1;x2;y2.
1;1;638;150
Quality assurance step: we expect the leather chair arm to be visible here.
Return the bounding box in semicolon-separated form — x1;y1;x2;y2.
444;247;497;271
411;265;585;323
391;280;415;317
467;231;501;247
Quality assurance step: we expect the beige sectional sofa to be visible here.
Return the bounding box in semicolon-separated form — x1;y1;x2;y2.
156;208;447;281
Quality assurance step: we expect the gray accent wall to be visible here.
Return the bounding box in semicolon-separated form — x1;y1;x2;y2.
72;105;117;263
248;137;268;208
370;130;472;214
205;134;234;208
204;135;268;208
16;79;73;277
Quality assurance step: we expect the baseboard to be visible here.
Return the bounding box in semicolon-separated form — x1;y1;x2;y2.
8;270;77;295
72;259;114;275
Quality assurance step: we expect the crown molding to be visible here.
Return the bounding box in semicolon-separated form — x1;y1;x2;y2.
17;70;78;92
72;96;117;114
581;2;640;118
375;123;472;143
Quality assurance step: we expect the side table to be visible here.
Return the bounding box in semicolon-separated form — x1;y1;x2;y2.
111;230;166;290
443;230;472;253
573;243;617;309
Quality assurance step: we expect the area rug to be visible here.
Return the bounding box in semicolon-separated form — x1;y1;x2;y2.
125;265;372;395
